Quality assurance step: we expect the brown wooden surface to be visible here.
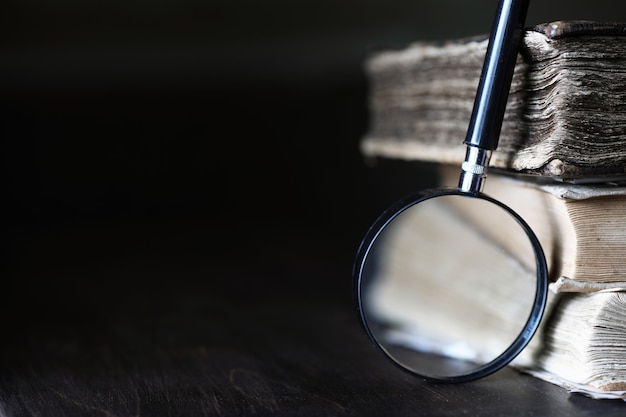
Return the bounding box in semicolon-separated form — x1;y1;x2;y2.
4;218;626;416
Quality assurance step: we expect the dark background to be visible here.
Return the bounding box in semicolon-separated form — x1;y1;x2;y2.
3;0;623;249
2;1;626;415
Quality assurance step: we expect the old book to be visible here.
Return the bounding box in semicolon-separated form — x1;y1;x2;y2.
359;20;626;400
440;166;626;290
368;170;626;399
361;20;626;181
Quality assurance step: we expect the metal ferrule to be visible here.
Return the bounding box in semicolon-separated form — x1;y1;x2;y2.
458;146;492;193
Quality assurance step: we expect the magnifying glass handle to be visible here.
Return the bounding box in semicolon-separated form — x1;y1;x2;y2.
459;0;530;193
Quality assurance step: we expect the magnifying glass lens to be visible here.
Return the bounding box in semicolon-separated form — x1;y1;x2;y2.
357;192;546;381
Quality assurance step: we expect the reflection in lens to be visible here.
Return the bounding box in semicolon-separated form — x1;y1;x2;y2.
358;193;544;380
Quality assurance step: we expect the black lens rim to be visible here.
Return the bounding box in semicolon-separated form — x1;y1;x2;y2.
353;187;549;383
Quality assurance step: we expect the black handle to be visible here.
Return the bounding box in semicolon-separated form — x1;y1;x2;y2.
463;0;530;150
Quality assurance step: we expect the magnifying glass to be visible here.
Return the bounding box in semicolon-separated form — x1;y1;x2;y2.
353;0;548;383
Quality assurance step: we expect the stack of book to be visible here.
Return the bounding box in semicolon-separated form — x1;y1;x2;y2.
360;20;626;400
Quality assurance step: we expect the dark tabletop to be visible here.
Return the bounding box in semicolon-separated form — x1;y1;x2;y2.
3;216;626;417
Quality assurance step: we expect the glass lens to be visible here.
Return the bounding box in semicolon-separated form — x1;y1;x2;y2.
356;192;545;381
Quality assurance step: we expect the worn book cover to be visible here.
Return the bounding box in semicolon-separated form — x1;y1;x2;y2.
362;21;626;181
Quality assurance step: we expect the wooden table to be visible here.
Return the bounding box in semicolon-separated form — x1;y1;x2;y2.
3;219;626;416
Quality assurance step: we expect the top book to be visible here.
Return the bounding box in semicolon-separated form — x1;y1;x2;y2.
361;20;626;182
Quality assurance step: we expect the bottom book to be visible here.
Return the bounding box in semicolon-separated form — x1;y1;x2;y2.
527;290;626;397
366;167;626;399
